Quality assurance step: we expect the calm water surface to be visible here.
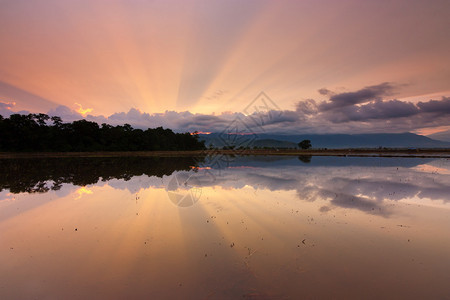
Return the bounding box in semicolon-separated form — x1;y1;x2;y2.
1;156;450;299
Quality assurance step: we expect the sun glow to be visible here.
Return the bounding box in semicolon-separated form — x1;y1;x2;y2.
75;186;93;199
74;103;93;116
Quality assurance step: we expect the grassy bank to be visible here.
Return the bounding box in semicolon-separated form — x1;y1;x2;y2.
1;148;450;159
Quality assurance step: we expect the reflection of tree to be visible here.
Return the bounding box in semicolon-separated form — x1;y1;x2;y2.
298;155;312;163
0;156;204;194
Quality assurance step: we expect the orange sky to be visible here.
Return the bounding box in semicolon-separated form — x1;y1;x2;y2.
0;0;449;134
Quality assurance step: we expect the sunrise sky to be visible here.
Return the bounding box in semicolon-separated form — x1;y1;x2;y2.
1;0;449;135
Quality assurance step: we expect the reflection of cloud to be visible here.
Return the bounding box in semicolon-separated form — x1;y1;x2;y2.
412;164;450;175
330;193;387;216
418;183;450;201
0;191;15;202
105;175;167;194
165;158;450;216
75;186;93;199
319;206;331;212
192;160;450;200
0;184;80;223
3;157;450;218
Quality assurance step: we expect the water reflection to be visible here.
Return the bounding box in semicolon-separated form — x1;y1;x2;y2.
1;156;450;299
178;156;450;210
0;156;199;194
2;156;450;212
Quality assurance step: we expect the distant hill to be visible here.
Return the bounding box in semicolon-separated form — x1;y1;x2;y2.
427;129;450;142
199;132;450;149
252;139;298;148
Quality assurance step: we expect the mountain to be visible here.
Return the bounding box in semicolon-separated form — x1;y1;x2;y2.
427;129;450;142
252;139;298;148
199;132;450;149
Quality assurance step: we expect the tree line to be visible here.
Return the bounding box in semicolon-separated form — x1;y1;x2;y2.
0;113;206;152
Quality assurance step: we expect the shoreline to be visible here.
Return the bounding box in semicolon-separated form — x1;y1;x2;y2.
1;148;450;159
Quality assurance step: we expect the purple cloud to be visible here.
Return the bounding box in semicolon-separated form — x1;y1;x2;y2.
417;97;450;114
2;83;450;135
319;82;394;111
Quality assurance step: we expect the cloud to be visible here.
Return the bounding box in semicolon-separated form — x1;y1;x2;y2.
0;101;16;110
318;88;331;95
2;82;450;135
324;99;420;123
47;105;84;122
319;82;394;111
296;99;318;116
330;193;386;215
0;101;16;117
77;94;450;133
293;84;450;132
417;97;450;114
248;110;300;126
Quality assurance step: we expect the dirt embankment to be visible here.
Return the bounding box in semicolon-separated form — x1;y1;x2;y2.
1;148;450;159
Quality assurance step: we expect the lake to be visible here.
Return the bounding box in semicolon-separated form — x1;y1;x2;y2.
1;155;450;299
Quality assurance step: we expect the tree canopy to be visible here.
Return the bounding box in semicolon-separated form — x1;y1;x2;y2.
298;139;312;149
0;113;205;152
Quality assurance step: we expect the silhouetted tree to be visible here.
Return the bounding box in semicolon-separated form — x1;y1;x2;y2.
0;114;206;152
298;139;312;149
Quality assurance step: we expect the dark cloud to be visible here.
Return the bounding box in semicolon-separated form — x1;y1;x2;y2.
417;97;450;114
2;82;450;135
318;88;331;95
296;99;318;115
190;115;224;124
326;177;419;201
254;110;299;125
292;84;450;131
320;82;394;111
325;99;420;123
330;193;387;216
319;206;331;212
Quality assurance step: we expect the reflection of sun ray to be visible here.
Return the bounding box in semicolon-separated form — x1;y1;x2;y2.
216;186;299;245
188;185;290;278
116;189;177;279
172;185;257;291
3;158;450;298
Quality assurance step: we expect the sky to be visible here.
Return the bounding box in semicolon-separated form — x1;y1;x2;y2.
0;0;449;135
